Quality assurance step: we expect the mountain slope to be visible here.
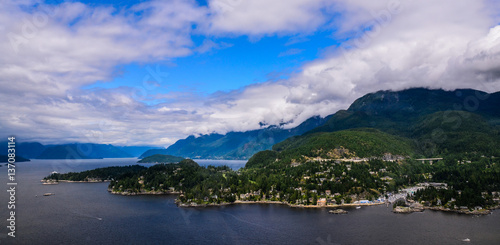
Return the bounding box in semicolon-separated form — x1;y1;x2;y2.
246;128;415;169
117;146;162;157
247;88;500;168
158;116;330;159
0;141;46;159
37;144;132;159
311;88;500;135
273;128;415;158
411;111;500;156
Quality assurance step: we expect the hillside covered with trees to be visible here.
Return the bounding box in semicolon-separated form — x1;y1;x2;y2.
44;88;500;211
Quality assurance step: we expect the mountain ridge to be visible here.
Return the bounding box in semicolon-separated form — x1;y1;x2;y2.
148;115;331;160
0;142;160;159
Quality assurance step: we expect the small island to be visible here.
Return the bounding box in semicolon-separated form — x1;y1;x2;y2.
42;165;146;183
137;154;184;164
0;155;30;163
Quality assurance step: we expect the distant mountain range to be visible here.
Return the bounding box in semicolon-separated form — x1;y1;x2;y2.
147;88;500;160
140;116;331;159
5;88;499;161
0;142;160;160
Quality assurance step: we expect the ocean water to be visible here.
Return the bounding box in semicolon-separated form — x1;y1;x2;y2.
0;159;499;245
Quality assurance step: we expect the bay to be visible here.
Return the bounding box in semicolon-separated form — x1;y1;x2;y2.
0;159;499;245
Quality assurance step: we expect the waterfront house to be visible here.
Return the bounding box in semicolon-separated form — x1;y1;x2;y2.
317;198;327;206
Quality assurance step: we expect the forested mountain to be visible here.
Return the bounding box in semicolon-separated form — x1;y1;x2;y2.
36;144;133;159
151;116;330;159
116;146;162;157
305;88;500;157
0;142;159;160
0;141;46;159
311;88;500;135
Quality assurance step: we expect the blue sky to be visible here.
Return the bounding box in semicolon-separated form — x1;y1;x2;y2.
84;26;342;96
53;0;344;97
2;0;500;146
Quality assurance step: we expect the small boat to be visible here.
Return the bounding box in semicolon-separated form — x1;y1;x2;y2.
462;238;470;242
43;193;55;196
356;206;361;209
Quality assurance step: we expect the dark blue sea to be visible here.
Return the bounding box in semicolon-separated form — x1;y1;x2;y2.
1;159;499;244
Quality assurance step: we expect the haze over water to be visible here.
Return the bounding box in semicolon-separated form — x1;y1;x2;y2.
0;159;499;244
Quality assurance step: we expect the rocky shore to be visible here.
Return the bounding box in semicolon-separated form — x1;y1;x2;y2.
425;206;492;215
392;204;496;215
393;206;424;213
329;209;348;214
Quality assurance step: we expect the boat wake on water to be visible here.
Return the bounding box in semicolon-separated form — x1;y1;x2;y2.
72;211;103;221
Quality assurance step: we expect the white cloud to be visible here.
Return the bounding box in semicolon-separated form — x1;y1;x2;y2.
1;0;204;96
281;0;500;105
203;0;333;36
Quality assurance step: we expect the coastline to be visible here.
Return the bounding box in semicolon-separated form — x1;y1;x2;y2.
44;179;499;215
392;205;498;215
424;206;494;215
176;199;385;209
107;189;181;196
176;199;498;215
41;179;110;183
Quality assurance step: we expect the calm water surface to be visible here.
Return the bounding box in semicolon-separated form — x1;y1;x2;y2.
0;159;499;245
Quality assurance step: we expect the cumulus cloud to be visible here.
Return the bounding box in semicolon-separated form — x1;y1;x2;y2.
1;0;204;96
2;0;500;147
203;0;333;36
281;0;500;108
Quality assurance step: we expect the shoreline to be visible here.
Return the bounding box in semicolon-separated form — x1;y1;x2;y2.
424;206;495;215
44;179;499;215
176;199;386;209
41;179;110;183
108;189;181;196
176;200;498;215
